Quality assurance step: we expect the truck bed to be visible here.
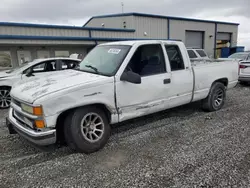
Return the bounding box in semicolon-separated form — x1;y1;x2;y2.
191;60;238;102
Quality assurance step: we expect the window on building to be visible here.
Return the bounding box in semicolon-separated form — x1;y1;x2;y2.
196;50;207;57
0;51;12;68
55;51;70;57
17;51;32;66
165;45;185;71
187;50;198;58
126;44;166;76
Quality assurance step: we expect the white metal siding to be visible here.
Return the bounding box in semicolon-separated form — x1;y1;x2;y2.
216;32;231;41
185;31;203;48
85;16;134;29
0;46;89;68
133;16;168;39
91;31;134;39
0;39;95;45
217;24;238;47
0;26;89;37
169;20;215;57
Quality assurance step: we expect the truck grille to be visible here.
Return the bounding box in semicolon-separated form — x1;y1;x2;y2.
13;109;34;130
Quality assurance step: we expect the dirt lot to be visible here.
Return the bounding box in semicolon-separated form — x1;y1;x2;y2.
1;85;250;187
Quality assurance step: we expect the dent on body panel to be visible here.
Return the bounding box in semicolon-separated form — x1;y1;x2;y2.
119;100;163;122
32;88;49;98
20;79;41;92
40;78;57;87
84;92;102;97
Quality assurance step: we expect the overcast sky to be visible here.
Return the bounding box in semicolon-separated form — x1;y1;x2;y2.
1;0;249;49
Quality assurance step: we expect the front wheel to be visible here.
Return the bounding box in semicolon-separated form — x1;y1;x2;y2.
64;106;111;153
202;82;226;112
0;87;11;109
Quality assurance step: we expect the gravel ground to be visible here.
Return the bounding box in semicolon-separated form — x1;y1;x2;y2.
1;85;250;187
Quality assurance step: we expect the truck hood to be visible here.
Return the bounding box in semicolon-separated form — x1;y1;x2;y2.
11;70;108;104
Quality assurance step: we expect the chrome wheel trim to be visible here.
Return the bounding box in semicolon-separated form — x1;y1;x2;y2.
214;88;224;107
80;112;105;143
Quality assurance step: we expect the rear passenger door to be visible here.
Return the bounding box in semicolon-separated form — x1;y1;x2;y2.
164;44;193;107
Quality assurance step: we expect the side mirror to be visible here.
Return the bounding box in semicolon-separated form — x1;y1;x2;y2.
25;68;34;77
120;71;141;84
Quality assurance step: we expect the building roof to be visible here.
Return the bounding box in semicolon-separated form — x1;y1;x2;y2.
99;40;183;46
0;22;135;32
83;12;240;26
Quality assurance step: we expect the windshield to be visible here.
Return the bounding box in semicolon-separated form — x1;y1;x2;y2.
79;45;131;76
228;53;248;60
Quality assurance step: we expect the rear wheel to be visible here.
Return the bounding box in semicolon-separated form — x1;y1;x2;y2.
64;106;111;154
202;82;226;112
0;87;11;109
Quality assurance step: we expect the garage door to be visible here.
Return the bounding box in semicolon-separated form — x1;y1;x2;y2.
216;32;231;41
185;31;204;49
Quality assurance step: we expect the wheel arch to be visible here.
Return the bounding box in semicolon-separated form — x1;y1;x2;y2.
0;85;12;89
212;78;228;87
55;103;112;143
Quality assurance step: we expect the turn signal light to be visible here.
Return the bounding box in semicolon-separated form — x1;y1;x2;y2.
33;106;43;116
35;120;45;128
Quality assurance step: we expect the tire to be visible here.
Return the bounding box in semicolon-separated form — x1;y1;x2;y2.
64;106;111;154
0;86;11;109
202;82;226;112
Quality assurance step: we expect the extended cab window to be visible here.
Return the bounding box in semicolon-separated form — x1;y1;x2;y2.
196;50;207;57
187;50;197;58
126;44;166;76
165;45;185;71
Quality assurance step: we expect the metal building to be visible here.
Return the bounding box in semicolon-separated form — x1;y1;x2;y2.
0;12;239;70
85;13;239;58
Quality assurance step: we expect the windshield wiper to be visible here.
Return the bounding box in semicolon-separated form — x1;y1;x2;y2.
85;65;99;73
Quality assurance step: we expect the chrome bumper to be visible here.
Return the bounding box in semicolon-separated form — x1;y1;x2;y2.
7;107;56;146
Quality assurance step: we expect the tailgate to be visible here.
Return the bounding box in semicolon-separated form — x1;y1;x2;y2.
239;61;250;76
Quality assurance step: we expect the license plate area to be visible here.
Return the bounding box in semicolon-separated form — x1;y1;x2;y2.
242;67;250;74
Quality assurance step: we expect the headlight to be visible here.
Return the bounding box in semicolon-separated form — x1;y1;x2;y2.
21;103;43;116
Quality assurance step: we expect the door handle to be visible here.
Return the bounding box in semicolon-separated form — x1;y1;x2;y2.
163;78;171;84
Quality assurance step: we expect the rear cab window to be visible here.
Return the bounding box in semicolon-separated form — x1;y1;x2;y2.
196;50;207;57
187;50;198;58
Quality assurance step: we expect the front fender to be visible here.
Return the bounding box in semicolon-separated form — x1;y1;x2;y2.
35;82;117;125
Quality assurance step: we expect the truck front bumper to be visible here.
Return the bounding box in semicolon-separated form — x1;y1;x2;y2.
7;107;56;146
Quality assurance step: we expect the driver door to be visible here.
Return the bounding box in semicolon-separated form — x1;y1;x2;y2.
115;43;172;122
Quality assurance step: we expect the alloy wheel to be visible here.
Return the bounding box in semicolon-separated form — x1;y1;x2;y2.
0;89;11;108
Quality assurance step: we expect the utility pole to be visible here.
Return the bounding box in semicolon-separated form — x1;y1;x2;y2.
121;2;124;13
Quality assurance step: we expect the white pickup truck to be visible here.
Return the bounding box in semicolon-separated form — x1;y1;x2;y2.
7;40;238;153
